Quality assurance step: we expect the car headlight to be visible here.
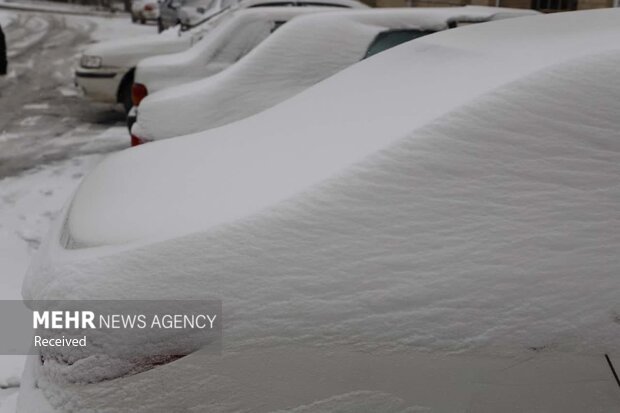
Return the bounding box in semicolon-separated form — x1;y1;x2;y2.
80;55;102;69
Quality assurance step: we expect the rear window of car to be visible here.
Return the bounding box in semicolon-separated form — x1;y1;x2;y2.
364;29;435;59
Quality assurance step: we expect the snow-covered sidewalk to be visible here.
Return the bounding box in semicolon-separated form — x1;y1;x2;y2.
0;127;128;410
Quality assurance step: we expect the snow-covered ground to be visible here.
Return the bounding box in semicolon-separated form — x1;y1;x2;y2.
0;132;128;409
0;6;153;409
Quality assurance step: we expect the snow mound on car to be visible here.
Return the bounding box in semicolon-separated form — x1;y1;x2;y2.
23;9;620;355
71;9;620;247
132;6;537;140
135;7;344;94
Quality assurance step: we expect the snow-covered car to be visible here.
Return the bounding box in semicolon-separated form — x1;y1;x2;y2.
18;9;620;413
75;0;366;113
131;0;160;24
131;6;537;144
128;6;347;131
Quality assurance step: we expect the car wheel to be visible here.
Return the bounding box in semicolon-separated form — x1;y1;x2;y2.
157;17;164;33
131;14;137;23
140;18;146;24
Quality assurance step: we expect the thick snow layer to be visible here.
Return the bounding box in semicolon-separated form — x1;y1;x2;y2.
133;6;537;140
135;7;341;94
17;344;620;412
19;9;620;410
94;9;619;245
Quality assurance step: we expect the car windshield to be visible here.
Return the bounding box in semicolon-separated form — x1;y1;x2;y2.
364;29;435;59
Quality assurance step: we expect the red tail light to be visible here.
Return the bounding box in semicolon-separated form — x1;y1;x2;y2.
144;4;155;11
131;134;153;147
131;83;148;106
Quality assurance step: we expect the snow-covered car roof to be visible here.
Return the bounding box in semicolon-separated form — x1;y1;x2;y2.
135;6;344;93
21;10;620;406
133;6;539;140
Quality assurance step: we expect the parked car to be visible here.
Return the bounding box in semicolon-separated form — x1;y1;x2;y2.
19;9;620;413
75;0;366;113
131;6;538;145
131;0;160;24
128;5;350;132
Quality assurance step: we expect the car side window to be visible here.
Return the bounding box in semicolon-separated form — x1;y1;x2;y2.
364;30;436;59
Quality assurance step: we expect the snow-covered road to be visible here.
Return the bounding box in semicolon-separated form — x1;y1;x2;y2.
0;9;152;178
0;8;152;409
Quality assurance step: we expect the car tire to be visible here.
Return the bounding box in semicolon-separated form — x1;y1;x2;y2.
131;14;137;23
157;17;164;33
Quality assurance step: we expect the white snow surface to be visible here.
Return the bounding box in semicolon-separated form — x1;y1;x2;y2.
82;27;193;69
133;6;538;141
135;7;343;95
0;152;118;407
0;10;14;27
19;8;620;404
